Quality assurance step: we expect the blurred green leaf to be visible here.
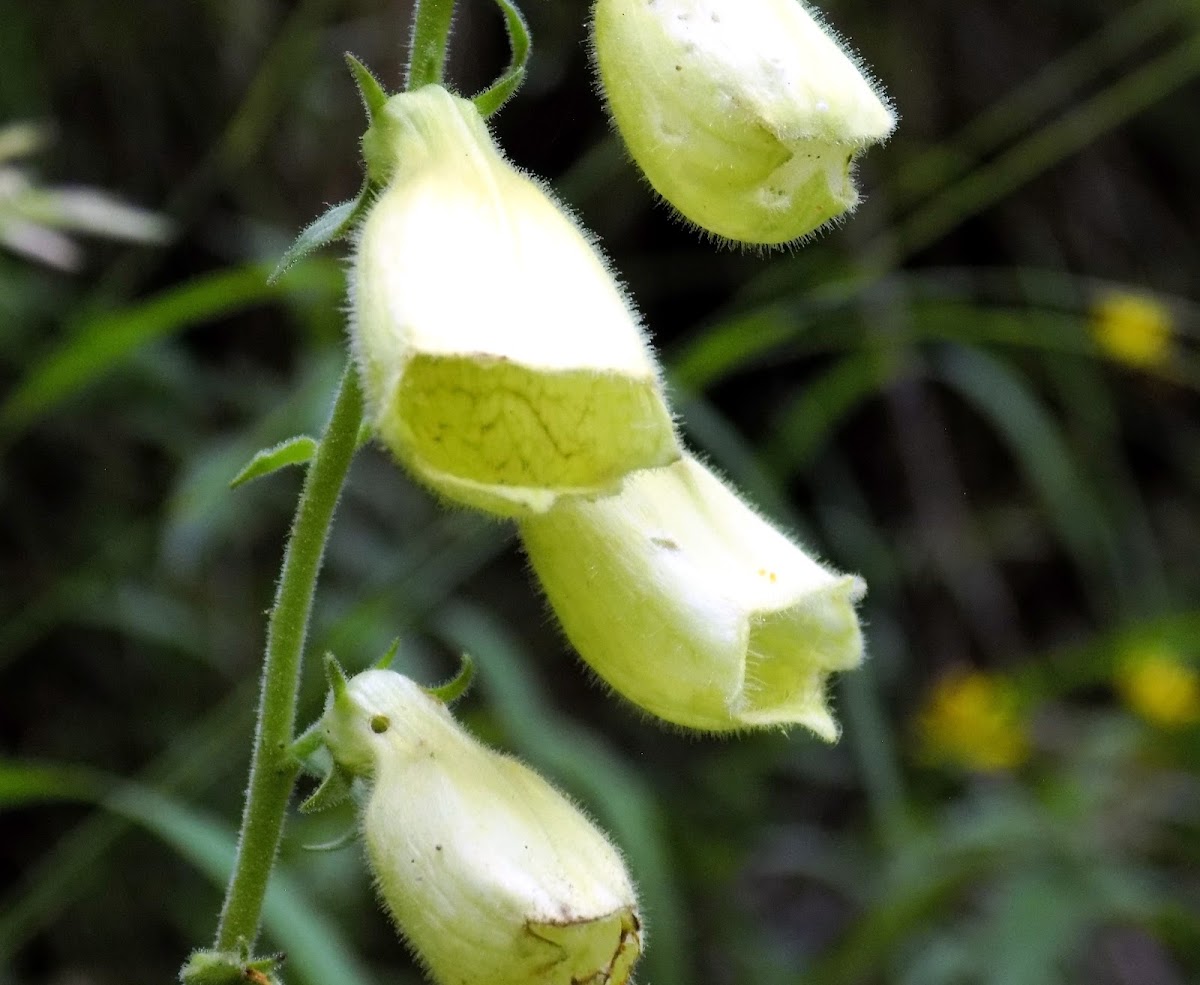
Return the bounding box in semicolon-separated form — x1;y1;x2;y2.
910;301;1090;354
0;760;102;807
934;344;1115;590
886;0;1186;209
163;352;343;569
982;869;1082;985
884;32;1200;263
0;758;376;985
761;351;893;477
110;787;377;985
0;259;343;438
669;305;798;391
0;689;253;958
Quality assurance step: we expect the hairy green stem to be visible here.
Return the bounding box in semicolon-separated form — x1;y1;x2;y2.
406;0;457;90
207;0;461;957
214;366;363;950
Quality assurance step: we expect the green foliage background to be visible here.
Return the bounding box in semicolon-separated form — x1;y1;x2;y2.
2;0;1199;983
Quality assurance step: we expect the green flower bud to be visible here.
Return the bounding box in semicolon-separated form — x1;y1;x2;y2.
351;85;679;517
321;668;643;985
520;455;865;735
591;0;896;245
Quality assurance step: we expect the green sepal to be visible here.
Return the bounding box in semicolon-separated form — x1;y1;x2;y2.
268;187;371;283
345;53;389;121
354;420;376;450
324;652;350;701
230;435;318;489
472;0;532;119
180;946;284;985
299;762;354;814
301;824;359;853
425;652;475;705
373;637;401;670
268;54;391;283
286;722;325;769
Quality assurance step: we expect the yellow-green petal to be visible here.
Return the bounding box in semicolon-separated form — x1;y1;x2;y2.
520;454;866;734
321;669;643;985
592;0;896;245
351;85;679;516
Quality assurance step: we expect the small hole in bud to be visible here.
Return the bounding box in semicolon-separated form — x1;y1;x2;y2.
370;715;390;734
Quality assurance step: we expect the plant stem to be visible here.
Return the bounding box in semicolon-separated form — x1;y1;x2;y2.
209;0;460;954
214;366;363;951
406;0;458;90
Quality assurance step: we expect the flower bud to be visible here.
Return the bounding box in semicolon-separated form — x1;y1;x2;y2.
351;85;678;517
520;454;865;734
591;0;896;245
321;668;642;985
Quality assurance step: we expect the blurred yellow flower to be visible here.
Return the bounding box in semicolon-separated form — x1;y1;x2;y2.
1089;292;1172;369
917;670;1028;771
1116;644;1200;729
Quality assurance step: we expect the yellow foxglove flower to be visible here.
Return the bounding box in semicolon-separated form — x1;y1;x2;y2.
320;668;643;985
591;0;896;245
350;85;678;517
519;454;866;735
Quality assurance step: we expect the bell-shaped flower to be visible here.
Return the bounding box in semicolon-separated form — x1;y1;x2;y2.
519;454;865;734
319;667;643;985
350;85;678;516
591;0;896;245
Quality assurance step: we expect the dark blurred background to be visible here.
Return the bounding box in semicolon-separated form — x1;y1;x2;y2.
2;0;1199;983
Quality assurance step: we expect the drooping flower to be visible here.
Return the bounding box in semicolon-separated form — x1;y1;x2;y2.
519;454;866;735
591;0;895;245
320;667;642;985
351;85;678;517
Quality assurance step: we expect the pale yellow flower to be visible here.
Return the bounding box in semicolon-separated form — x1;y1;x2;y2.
521;454;865;735
351;85;678;517
591;0;895;245
1116;643;1200;729
321;668;642;985
917;670;1028;771
1090;292;1172;369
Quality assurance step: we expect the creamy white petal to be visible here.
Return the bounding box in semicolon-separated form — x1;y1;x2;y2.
521;454;866;734
321;670;642;985
592;0;895;244
350;86;678;516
